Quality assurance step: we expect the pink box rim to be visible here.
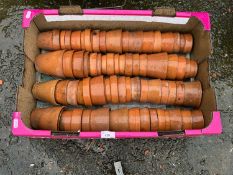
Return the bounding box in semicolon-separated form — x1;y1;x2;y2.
22;9;211;30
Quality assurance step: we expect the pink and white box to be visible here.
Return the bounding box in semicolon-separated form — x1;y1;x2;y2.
12;8;221;139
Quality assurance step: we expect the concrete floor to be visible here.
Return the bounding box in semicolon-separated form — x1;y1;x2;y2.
0;0;232;174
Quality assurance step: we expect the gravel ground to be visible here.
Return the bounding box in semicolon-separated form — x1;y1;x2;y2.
0;0;232;174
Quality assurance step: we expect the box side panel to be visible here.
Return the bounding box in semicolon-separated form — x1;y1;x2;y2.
196;60;211;90
200;88;217;126
24;21;40;62
16;87;36;128
190;18;212;62
33;14;198;32
22;56;36;91
17;20;39;128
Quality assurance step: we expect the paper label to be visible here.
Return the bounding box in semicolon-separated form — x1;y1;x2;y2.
13;119;18;128
101;131;115;138
26;11;31;19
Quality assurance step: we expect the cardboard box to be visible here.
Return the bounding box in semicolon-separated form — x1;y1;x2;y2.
12;8;222;139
